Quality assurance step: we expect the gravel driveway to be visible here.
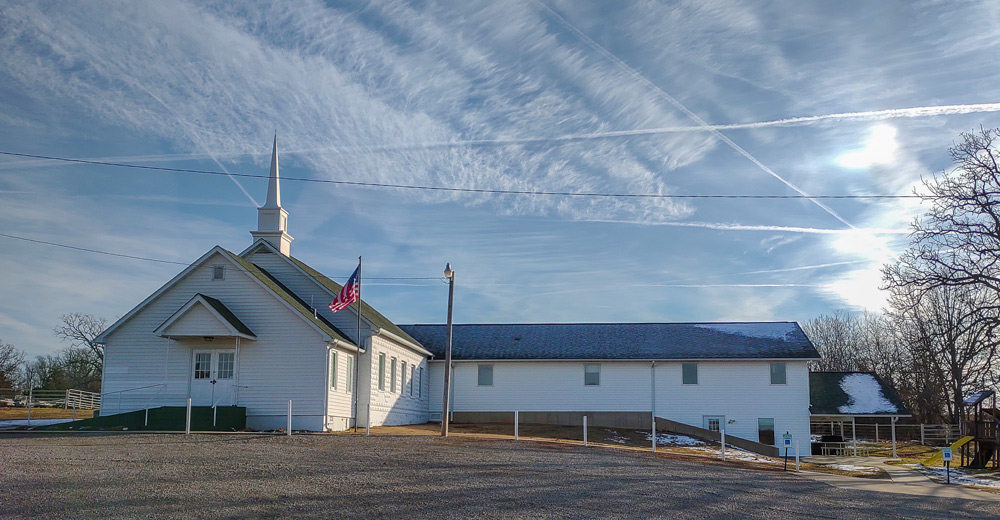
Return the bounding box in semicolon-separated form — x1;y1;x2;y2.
1;432;997;519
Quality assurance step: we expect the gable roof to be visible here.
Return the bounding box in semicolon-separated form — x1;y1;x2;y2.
809;372;909;416
153;293;256;340
96;246;355;348
399;322;819;361
221;249;353;345
245;241;422;349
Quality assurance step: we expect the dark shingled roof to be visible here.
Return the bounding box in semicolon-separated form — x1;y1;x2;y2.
285;254;421;347
221;249;353;344
399;322;819;360
196;294;255;337
809;372;910;416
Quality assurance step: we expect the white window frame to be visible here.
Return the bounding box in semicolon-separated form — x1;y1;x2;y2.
770;363;787;385
417;367;422;398
401;361;408;396
583;364;600;386
391;358;397;393
212;264;226;280
330;351;338;389
409;366;414;396
346;356;353;394
682;363;698;385
478;364;494;386
378;353;385;391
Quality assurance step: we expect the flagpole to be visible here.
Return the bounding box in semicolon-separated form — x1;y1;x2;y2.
354;255;362;432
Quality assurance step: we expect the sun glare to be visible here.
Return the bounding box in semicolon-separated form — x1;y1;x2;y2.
837;124;899;169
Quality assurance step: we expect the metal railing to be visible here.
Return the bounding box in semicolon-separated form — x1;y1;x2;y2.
810;421;962;445
101;384;166;416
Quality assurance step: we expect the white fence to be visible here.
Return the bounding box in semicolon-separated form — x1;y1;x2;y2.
810;421;961;446
0;388;102;410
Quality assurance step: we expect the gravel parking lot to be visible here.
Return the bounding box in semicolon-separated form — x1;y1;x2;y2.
1;432;998;519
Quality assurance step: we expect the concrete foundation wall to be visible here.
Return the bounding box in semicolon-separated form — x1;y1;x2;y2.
453;411;652;430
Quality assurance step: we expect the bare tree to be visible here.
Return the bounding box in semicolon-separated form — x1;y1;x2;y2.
884;127;1000;316
54;313;106;363
0;340;25;390
888;283;998;424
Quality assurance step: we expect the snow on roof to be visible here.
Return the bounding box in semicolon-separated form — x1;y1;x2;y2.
692;323;797;341
838;373;899;414
400;322;820;361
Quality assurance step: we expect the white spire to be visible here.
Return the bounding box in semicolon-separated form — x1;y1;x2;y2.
262;134;281;209
251;135;293;255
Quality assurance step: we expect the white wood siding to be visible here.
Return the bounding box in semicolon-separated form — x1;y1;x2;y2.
160;303;233;337
365;335;429;426
246;250;372;345
101;251;328;431
429;359;811;448
326;343;360;431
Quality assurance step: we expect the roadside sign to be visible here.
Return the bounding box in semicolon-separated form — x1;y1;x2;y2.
782;433;792;447
942;447;953;462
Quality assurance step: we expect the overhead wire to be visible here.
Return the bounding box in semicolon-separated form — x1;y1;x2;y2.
0;150;920;199
0;232;445;282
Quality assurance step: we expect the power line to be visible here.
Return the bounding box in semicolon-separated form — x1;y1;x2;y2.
0;150;920;199
0;232;444;282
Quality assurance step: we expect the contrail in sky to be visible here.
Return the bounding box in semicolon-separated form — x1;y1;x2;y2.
535;1;856;229
586;218;908;234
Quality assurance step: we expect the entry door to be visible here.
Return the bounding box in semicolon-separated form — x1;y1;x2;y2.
703;415;725;432
190;350;236;406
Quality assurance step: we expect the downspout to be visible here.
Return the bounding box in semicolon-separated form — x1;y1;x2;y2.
323;342;332;432
651;360;656;453
234;336;240;406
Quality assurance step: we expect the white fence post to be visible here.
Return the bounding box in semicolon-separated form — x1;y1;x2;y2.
366;403;371;436
583;416;588;446
287;400;292;436
875;423;879;443
185;398;192;434
514;411;519;440
721;429;726;461
920;424;925;445
795;441;800;472
27;388;32;424
891;417;897;459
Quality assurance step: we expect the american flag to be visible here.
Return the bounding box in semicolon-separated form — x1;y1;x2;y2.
328;265;360;312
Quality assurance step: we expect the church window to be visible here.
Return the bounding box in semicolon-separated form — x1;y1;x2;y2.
212;265;225;280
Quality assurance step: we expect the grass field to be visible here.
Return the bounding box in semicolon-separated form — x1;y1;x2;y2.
0;407;95;420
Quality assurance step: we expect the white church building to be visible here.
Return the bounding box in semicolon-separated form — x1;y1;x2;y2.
96;140;822;449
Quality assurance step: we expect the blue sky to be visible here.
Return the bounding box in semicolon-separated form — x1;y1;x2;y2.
3;0;1000;358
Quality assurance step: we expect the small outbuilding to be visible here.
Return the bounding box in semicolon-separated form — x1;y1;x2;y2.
809;371;910;456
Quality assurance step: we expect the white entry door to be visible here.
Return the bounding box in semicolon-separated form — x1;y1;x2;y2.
190;350;236;406
703;415;725;432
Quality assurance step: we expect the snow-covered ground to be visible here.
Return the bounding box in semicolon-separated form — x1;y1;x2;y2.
908;464;1000;489
684;445;784;464
827;464;881;474
604;430;630;444
646;432;705;446
0;419;73;428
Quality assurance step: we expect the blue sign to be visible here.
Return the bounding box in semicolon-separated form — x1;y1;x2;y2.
782;433;792;446
942;447;953;462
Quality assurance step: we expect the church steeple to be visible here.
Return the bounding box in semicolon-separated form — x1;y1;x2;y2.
250;135;293;255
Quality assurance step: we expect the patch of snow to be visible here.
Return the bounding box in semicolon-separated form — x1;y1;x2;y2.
646;432;705;446
828;464;880;474
693;323;796;341
907;464;1000;489
838;373;898;413
0;419;73;427
604;429;629;444
685;445;783;464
